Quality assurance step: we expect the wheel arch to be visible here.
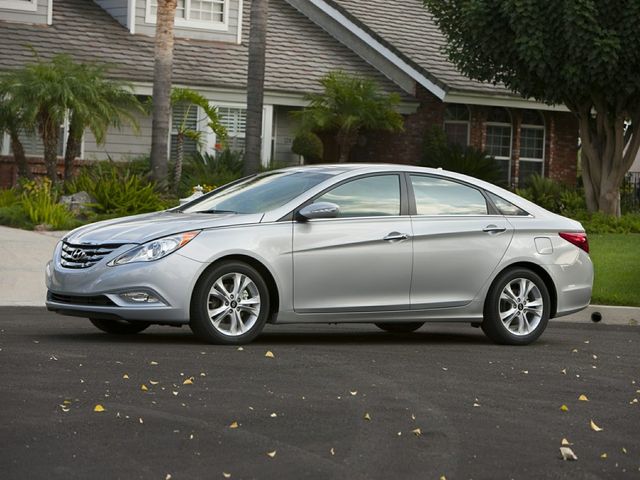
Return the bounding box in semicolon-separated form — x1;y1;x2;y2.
191;254;281;323
489;262;558;319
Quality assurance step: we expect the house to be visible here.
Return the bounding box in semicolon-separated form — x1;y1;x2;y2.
0;0;578;189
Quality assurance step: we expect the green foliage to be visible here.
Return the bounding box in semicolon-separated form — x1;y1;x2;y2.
516;174;565;212
170;88;227;144
291;131;324;162
19;178;79;230
0;205;35;230
66;162;167;216
572;212;640;234
422;126;504;185
179;149;244;197
294;71;403;161
0;188;18;208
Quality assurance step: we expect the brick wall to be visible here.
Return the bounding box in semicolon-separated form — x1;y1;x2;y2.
546;111;579;185
0;156;84;189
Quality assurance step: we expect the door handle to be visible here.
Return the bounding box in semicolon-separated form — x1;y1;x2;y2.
482;224;507;234
383;232;409;242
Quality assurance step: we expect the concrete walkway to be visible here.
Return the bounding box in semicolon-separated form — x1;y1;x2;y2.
0;225;638;325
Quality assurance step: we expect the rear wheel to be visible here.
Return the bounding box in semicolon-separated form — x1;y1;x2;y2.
89;318;151;334
190;261;270;345
375;322;424;333
482;268;550;345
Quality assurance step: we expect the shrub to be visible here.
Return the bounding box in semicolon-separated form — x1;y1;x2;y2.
20;178;79;230
570;212;640;234
179;149;244;197
292;131;324;162
422;126;505;185
0;188;18;208
0;204;34;230
516;174;564;212
66;161;166;216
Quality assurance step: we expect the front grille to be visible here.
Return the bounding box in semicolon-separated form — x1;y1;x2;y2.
48;291;116;306
59;241;122;269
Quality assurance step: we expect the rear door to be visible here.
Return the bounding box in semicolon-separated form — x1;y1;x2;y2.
293;174;413;313
408;174;513;309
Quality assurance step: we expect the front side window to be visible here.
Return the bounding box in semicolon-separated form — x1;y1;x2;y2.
519;110;545;187
182;171;334;214
148;0;226;28
485;107;513;184
314;175;400;218
410;175;488;215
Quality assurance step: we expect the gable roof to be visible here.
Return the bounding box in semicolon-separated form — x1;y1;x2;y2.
320;0;513;98
0;0;409;100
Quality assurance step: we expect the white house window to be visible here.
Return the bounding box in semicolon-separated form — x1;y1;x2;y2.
218;106;246;151
0;0;38;12
443;104;470;147
147;0;228;30
170;102;202;161
519;110;545;187
485;107;513;184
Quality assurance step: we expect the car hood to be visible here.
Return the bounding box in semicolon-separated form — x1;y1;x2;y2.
64;211;265;245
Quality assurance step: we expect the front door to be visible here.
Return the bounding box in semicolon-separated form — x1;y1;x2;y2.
293;174;412;313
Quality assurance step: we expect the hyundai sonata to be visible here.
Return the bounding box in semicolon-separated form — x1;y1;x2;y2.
46;164;593;345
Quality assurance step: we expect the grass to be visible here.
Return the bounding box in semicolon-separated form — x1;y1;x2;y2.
589;233;640;306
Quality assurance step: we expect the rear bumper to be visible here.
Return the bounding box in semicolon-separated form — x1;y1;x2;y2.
547;250;593;317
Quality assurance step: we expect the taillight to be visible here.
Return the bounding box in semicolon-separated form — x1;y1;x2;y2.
559;232;589;253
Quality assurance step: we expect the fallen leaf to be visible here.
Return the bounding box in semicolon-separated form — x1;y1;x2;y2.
412;428;422;437
364;412;371;421
270;412;277;418
265;351;275;358
122;374;129;379
330;448;335;456
183;377;194;385
571;349;578;353
411;413;416;420
561;369;567;375
560;404;569;412
578;394;589;401
267;450;277;458
350;391;358;396
150;361;158;365
223;473;231;479
94;404;105;412
473;402;480;407
590;419;603;432
229;421;239;429
440;476;447;480
165;475;172;480
149;380;159;385
622;447;627;454
63;400;71;405
237;347;244;351
141;384;148;391
630;398;638;404
561;438;572;446
600;453;607;459
172;391;179;396
442;367;448;371
139;417;143;424
200;372;206;377
560;446;578;461
592;354;598;360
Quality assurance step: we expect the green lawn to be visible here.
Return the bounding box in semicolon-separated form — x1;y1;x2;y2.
589;233;640;306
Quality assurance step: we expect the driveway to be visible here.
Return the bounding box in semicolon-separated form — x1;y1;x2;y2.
0;308;638;479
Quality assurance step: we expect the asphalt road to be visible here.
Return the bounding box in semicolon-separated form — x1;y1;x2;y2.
0;308;638;480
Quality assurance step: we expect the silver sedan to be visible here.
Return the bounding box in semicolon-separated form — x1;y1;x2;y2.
45;164;593;345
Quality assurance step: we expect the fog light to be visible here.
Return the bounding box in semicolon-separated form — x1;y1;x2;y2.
120;292;161;304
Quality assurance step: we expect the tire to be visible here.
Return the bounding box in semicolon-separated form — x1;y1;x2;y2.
190;261;270;345
375;322;424;333
89;318;151;334
482;268;551;345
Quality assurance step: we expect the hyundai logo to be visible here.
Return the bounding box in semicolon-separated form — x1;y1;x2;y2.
71;249;87;261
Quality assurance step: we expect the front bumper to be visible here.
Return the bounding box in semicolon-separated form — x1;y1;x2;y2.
45;242;206;324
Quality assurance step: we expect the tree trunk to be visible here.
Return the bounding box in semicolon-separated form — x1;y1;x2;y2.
64;114;83;182
174;132;184;194
576;100;640;217
40;113;60;185
244;0;269;176
8;129;32;180
150;0;177;188
336;129;357;163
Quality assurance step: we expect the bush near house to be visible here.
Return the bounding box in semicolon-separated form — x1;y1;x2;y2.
177;150;244;197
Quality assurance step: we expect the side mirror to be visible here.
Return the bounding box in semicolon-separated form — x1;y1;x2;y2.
297;202;340;220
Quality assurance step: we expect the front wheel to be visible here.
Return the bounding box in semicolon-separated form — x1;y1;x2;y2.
89;318;151;334
190;261;270;345
482;268;550;345
375;322;424;333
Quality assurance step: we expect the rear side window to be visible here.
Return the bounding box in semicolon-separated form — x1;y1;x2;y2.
487;192;529;216
410;175;488;215
314;175;400;217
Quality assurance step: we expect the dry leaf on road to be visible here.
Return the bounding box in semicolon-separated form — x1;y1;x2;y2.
412;428;422;437
578;394;589;401
560;446;578;461
267;450;277;458
229;421;239;429
265;351;275;358
94;404;105;412
590;419;603;431
183;377;194;385
560;404;569;412
363;412;371;421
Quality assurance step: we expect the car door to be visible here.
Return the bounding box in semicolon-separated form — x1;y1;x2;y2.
408;174;513;309
293;174;412;313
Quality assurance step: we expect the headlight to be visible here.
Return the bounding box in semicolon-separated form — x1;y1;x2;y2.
108;231;200;266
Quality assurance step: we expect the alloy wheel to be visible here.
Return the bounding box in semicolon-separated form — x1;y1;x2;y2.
207;272;261;336
498;278;543;336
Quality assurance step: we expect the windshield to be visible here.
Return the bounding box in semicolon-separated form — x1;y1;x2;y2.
181;170;334;214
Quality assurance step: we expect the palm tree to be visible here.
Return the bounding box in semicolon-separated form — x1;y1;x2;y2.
296;71;404;162
1;54;79;184
150;0;178;187
63;63;142;182
244;0;269;176
169;87;227;192
0;90;33;179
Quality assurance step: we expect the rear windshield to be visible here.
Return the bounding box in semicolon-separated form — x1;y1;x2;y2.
181;171;333;215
